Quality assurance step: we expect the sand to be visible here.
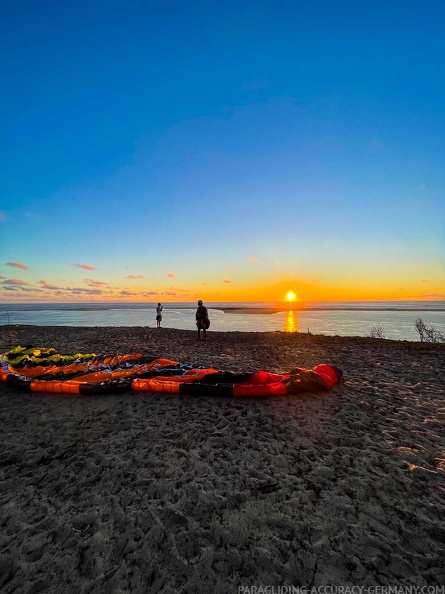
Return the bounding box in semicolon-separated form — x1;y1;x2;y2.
0;325;444;593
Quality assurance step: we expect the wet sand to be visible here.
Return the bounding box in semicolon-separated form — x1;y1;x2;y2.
0;325;444;592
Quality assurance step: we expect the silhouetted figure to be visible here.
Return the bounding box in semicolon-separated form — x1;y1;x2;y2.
156;303;163;328
196;299;210;340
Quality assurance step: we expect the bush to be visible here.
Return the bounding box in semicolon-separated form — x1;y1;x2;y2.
368;324;386;339
414;318;445;343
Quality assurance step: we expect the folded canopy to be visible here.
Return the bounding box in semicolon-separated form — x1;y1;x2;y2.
0;346;342;396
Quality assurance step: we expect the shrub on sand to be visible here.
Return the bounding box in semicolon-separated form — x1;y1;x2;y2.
414;318;445;343
368;324;386;339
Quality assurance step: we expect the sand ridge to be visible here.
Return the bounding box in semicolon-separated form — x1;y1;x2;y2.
0;326;444;592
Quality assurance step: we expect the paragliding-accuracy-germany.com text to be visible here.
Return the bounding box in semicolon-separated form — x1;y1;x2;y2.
237;587;445;594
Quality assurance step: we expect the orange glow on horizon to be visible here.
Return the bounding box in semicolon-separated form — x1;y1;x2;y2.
1;274;444;304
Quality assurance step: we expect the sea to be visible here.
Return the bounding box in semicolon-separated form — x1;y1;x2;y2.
1;301;445;342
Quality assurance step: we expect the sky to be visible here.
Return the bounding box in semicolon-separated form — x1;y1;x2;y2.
1;0;444;303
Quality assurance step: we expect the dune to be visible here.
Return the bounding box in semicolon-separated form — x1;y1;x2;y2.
0;325;444;591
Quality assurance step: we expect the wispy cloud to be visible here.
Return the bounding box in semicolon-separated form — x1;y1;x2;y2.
119;290;158;297
5;262;28;270
38;280;109;295
167;273;175;278
38;280;63;290
1;278;31;286
3;285;38;292
223;279;231;284
84;278;109;286
0;275;5;280
421;279;431;283
125;274;145;279
73;263;97;270
69;287;107;295
419;293;445;299
248;256;257;262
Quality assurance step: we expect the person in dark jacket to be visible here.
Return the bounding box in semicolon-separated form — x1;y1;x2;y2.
156;303;163;328
196;299;210;340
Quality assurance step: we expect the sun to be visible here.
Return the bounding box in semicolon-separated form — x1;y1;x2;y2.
285;290;297;302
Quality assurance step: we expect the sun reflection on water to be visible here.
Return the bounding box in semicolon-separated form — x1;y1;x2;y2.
284;310;299;333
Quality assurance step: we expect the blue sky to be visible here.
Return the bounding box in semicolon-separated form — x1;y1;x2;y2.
1;0;444;302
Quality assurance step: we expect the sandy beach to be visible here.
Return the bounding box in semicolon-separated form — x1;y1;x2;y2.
0;325;444;593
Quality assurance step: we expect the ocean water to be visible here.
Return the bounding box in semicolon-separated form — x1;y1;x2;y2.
0;301;444;342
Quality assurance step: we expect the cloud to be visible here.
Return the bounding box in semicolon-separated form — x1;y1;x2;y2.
0;212;7;222
0;276;118;298
3;285;39;292
248;256;257;262
125;274;145;279
5;262;28;270
37;280;111;295
421;279;431;283
419;293;445;299
84;278;109;286
0;275;5;280
167;273;175;278
70;287;106;295
73;263;97;270
119;290;147;297
1;278;31;286
223;279;231;284
38;280;63;290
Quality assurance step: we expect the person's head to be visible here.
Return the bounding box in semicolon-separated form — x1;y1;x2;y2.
158;302;161;306
198;300;203;305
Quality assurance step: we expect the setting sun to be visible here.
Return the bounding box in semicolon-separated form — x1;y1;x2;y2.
285;290;297;302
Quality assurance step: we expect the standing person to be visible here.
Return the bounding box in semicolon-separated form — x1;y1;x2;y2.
196;299;210;340
156;303;163;328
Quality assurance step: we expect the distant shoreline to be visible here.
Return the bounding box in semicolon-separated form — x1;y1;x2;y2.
2;304;444;313
213;306;445;314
